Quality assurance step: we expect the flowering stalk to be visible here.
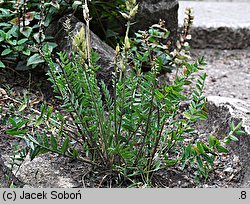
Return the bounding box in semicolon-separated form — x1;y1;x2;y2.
83;0;91;67
171;8;194;78
39;0;45;49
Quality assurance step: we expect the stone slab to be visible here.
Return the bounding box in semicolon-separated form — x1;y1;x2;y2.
179;1;250;49
204;96;250;187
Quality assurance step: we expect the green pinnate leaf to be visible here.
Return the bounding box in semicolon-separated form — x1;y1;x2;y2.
235;130;245;136
50;135;58;151
43;134;49;148
229;134;239;142
216;145;229;153
60;137;70;154
208;135;215;147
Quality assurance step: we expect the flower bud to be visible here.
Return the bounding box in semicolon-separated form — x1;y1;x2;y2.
183;65;187;75
120;58;125;72
124;35;130;50
125;1;131;11
176;40;181;50
115;44;120;55
180;35;185;43
129;4;138;18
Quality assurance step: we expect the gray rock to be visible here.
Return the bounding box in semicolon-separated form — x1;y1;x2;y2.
206;96;250;134
1;153;86;188
189;27;250;49
135;0;179;41
0;154;24;187
200;96;250;187
13;154;81;188
179;1;250;49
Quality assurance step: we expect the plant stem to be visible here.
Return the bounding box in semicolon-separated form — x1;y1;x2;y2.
81;61;109;164
117;20;131;135
51;56;106;164
148;107;163;168
39;0;45;49
133;90;154;167
113;53;118;143
83;0;91;66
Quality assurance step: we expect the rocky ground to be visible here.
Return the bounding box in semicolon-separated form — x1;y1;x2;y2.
0;47;249;188
191;49;250;102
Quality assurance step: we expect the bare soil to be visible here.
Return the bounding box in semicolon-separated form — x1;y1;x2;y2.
0;48;249;188
191;49;250;102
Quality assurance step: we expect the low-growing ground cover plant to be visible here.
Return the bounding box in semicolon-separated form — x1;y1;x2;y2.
4;0;245;187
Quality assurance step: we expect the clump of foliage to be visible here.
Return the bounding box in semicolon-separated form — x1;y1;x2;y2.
0;0;61;69
5;0;244;187
0;0;129;69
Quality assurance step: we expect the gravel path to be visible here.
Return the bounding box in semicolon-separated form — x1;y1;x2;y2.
191;49;250;102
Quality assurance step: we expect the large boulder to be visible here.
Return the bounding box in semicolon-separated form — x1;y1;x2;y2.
134;0;179;41
198;96;250;187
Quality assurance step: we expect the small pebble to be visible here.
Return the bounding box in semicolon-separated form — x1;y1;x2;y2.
223;167;234;173
233;155;240;164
